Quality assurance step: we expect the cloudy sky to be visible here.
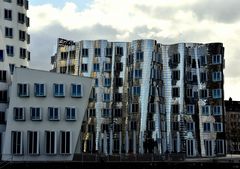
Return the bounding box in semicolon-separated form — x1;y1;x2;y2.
29;0;240;100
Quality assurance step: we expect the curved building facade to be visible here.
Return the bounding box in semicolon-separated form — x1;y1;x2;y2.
51;38;225;158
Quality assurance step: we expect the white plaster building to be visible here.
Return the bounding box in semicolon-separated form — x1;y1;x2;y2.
2;68;93;161
0;0;30;153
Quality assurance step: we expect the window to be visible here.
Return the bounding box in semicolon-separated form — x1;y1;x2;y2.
212;72;222;81
212;54;222;64
116;46;123;56
60;52;67;60
48;107;60;121
130;121;137;130
11;131;23;155
115;62;123;71
101;124;109;132
215;140;224;154
203;123;211;132
95;79;98;87
114;124;122;132
200;89;208;98
4;0;12;3
200;55;207;66
45;131;56;155
20;48;26;59
30;107;42;121
4;9;12;20
53;84;64;97
93;63;100;72
26;16;30;27
134;69;142;79
103;93;110;102
104;78;111;87
19;30;26;41
104;63;111;72
114;93;122;102
172;122;178;130
187;122;194;131
18;13;25;24
187;105;195;114
66;107;76;121
172;104;179;114
34;83;46;97
213;106;222;115
187;71;192;81
88;109;96;117
102;109;111;118
14;107;25;121
0;90;7;103
69;51;75;59
113;109;122;118
172;87;179;97
200;72;207;82
115;77;123;86
173;53;180;63
106;47;112;57
130;103;139;113
172;70;180;80
28;51;30;61
95;48;101;56
88;125;95;132
214;122;223;132
148;121;155;131
136;51;144;62
71;84;82;97
18;83;29;97
25;0;29;10
28;131;39;155
81;64;88;72
82;48;88;57
9;64;15;75
149;103;156;113
0;111;5;124
212;89;222;99
186;88;192;97
202;105;211;116
6;45;14;56
132;86;141;96
0;50;3;62
60;131;72;154
17;0;24;6
60;66;66;74
5;27;13;38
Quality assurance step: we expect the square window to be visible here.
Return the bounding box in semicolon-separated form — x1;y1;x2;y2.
203;123;211;132
48;107;60;121
30;107;42;121
6;45;14;56
66;107;76;121
53;84;64;97
34;83;46;97
14;107;25;121
18;83;29;97
71;84;82;97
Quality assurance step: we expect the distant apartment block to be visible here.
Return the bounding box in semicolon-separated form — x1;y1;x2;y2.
225;98;240;153
2;68;94;161
51;38;226;157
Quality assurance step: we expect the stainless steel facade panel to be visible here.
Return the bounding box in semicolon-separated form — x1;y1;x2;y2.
52;39;225;157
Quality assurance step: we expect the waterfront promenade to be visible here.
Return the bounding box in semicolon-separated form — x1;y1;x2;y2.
1;154;240;169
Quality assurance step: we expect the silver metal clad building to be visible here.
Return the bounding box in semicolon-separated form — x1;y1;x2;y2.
51;39;225;158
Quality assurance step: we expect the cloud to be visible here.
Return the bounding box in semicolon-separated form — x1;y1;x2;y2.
29;23;119;70
191;0;240;23
28;0;240;100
